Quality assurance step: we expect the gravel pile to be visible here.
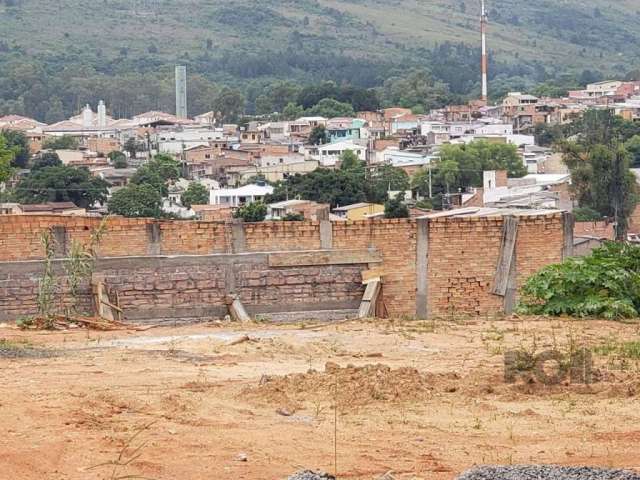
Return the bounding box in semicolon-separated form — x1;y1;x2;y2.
457;465;640;480
287;470;335;480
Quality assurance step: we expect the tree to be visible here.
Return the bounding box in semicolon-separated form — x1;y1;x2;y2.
0;134;16;184
282;102;304;120
366;164;410;204
625;135;640;167
123;137;143;159
381;70;452;111
16;165;109;208
309;125;329;145
42;135;78;150
1;129;29;168
107;184;162;218
384;193;409;219
267;168;366;208
108;151;127;169
339;150;363;172
436;159;460;194
233;201;267;222
181;182;209;208
306;98;354;118
213;87;246;123
563;143;637;241
31;151;62;170
131;154;180;196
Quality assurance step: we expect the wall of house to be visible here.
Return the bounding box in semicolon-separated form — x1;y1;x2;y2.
0;213;567;321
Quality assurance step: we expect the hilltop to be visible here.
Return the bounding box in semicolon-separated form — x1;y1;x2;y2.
1;0;639;119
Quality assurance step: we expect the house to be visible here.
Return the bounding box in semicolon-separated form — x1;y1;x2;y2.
333;202;385;221
501;92;551;134
1;202;87;216
95;167;138;189
326;118;368;143
240;126;264;144
233;160;319;185
210;184;274;207
194;111;216;126
289;117;327;138
482;170;571;209
192;204;236;221
309;140;367;167
267;199;330;220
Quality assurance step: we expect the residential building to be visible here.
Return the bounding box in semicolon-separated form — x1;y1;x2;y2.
210;184;274;207
267;199;329;220
308;140;366;167
333;202;385;221
0;202;86;216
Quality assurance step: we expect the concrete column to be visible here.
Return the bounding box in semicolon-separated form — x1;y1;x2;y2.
231;221;246;254
319;220;333;249
562;212;575;260
51;226;67;258
416;218;429;319
146;222;161;256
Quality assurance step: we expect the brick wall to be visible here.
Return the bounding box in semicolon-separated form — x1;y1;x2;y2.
574;220;614;239
0;255;365;322
0;212;567;321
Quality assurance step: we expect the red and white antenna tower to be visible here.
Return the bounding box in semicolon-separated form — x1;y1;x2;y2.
480;0;488;103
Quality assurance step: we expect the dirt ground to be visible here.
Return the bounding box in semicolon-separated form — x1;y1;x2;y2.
2;316;640;480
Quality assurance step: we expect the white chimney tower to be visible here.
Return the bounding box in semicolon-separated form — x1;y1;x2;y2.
97;100;107;128
82;104;93;128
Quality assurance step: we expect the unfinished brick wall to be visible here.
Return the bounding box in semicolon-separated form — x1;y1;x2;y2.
0;256;365;322
0;212;567;321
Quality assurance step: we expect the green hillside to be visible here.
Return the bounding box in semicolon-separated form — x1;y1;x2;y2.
1;0;639;120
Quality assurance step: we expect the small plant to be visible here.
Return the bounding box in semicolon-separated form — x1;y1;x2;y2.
88;421;157;480
37;230;57;328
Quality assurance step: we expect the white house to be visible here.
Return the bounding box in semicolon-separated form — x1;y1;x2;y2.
210;184;274;207
311;140;367;167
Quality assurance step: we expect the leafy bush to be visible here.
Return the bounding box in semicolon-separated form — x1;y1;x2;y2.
573;206;603;222
518;242;640;319
283;212;304;221
233;201;267;222
384;193;409;219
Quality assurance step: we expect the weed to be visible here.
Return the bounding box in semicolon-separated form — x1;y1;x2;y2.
88;421;157;480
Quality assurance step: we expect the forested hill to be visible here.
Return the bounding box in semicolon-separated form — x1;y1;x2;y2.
1;0;640;121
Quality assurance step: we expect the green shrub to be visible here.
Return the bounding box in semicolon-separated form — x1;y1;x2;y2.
384;193;409;219
573;206;603;222
233;201;267;222
283;212;304;221
518;242;640;319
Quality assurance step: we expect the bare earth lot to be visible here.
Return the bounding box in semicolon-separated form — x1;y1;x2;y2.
1;317;640;479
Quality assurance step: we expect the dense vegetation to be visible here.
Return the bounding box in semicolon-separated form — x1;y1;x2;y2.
1;0;639;121
519;243;640;319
